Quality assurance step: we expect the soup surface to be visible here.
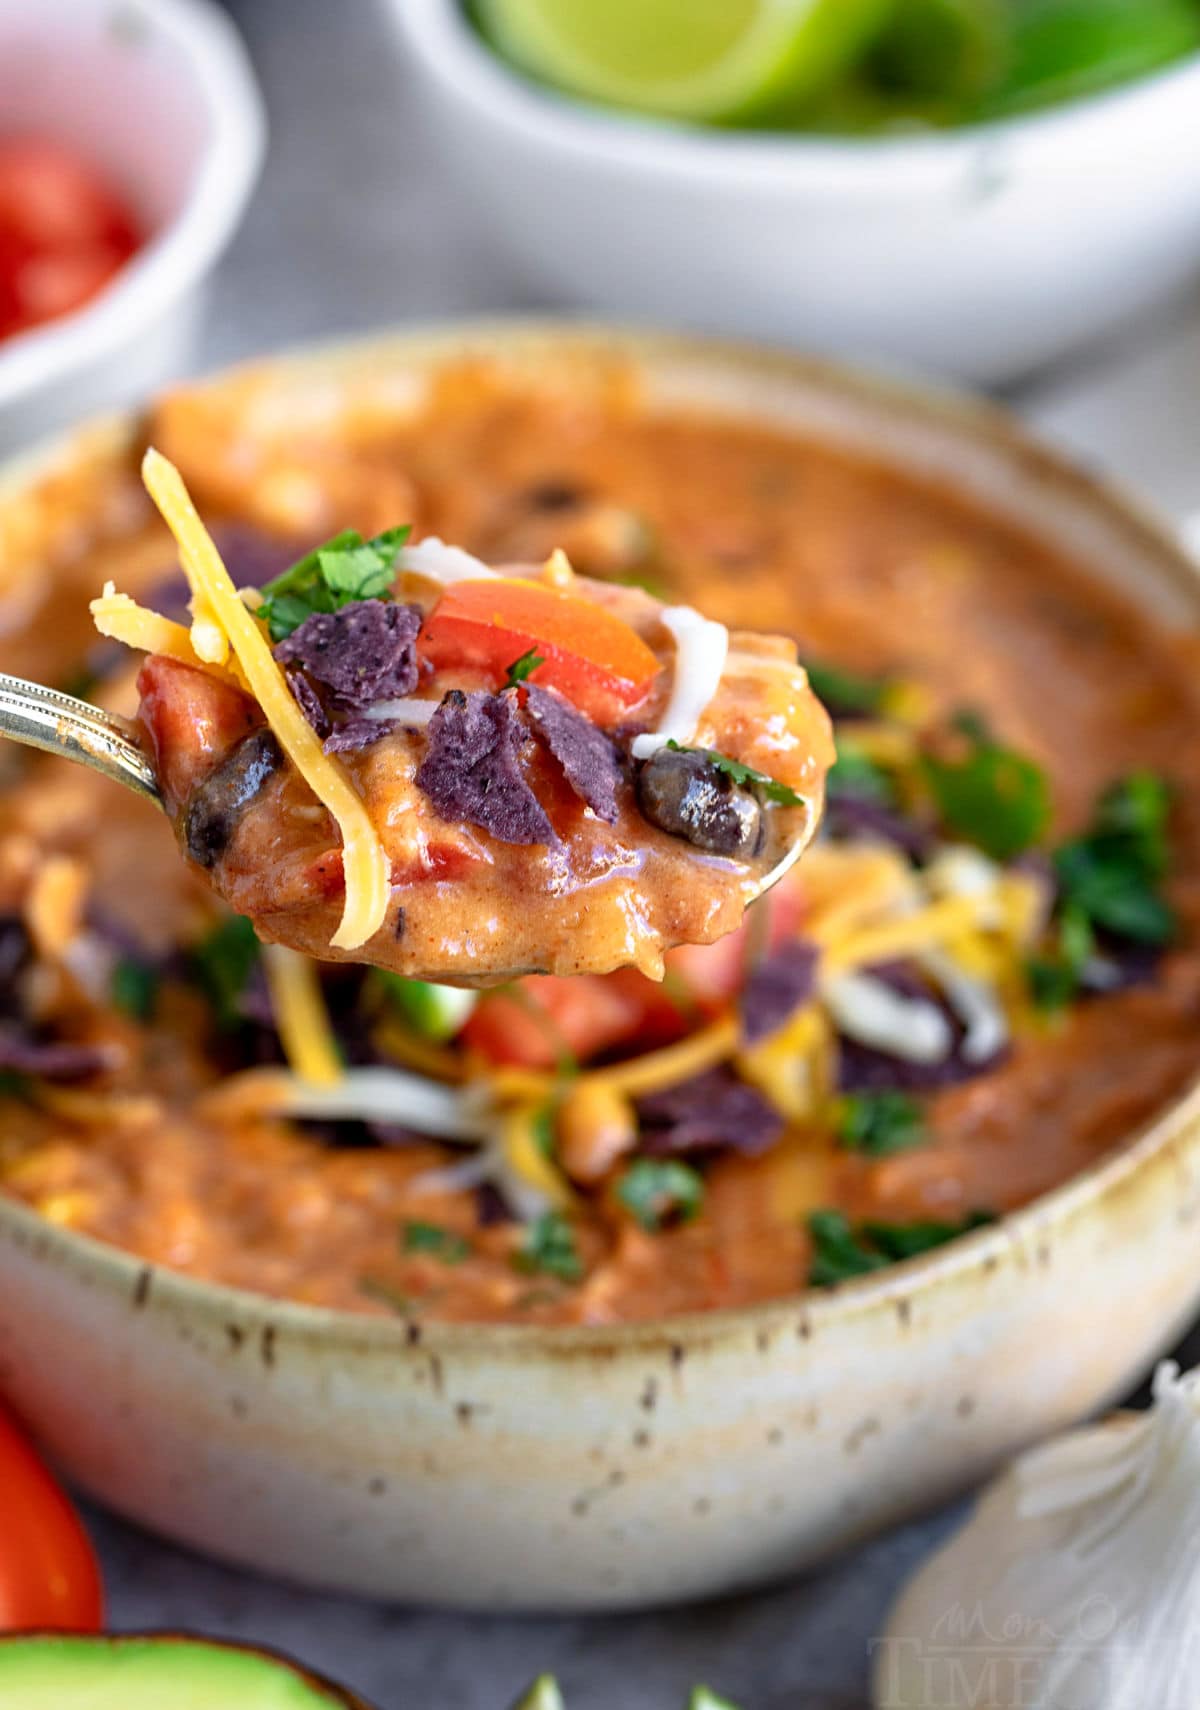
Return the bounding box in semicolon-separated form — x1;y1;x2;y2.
2;353;1199;1324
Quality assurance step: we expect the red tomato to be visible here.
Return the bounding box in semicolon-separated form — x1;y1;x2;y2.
419;578;662;725
0;1406;103;1631
0;138;141;340
464;866;811;1069
0;140;137;251
137;655;259;810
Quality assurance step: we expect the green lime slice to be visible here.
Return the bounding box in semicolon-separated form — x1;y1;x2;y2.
473;0;892;123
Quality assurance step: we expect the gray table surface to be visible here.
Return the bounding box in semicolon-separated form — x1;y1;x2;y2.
82;2;1200;1705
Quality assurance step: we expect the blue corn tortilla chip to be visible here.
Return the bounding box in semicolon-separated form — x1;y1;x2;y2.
416;690;556;846
637;1067;783;1157
323;717;395;755
825;793;933;862
740;940;820;1044
284;666;331;739
835;960;1008;1092
524;684;620;824
0;1028;115;1082
274;601;422;709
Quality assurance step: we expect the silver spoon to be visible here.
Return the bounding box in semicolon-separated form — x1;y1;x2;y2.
0;672;161;806
0;671;815;900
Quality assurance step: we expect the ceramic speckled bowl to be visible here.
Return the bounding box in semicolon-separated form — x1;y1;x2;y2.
2;326;1200;1611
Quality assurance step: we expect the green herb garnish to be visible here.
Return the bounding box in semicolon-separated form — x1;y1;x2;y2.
190;914;261;1030
514;1211;583;1283
111;957;159;1023
402;1221;470;1264
255;525;411;641
617;1158;705;1232
827;744;897;807
665;741;804;807
371;972;477;1042
1026;902;1096;1013
1028;772;1176;1011
1053;772;1175;948
807;1208;992;1286
836;1092;927;1157
805;660;889;717
505;648;546;688
922;717;1049;861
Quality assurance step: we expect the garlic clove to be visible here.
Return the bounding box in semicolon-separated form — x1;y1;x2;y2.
873;1362;1200;1710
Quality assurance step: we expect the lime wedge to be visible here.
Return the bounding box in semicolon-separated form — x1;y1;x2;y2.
474;0;892;123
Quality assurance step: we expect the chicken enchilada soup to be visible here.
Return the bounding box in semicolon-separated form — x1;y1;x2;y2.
1;352;1199;1324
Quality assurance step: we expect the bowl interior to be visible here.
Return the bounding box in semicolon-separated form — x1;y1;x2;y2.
0;0;214;233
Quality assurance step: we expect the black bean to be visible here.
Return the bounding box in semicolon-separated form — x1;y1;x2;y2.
636;748;764;858
183;731;283;868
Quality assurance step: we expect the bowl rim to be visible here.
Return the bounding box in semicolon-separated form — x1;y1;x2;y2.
393;0;1200;192
0;0;266;410
3;316;1200;1357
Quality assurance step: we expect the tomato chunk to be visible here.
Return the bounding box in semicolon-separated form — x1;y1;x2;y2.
419;577;662;725
137;655;260;811
0;1405;103;1632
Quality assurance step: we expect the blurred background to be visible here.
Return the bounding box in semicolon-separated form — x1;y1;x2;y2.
5;1;1200;1705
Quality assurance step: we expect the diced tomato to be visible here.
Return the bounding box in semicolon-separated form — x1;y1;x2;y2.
463;968;685;1069
137;656;260;811
0;138;141;340
419;577;662;725
464;866;811;1070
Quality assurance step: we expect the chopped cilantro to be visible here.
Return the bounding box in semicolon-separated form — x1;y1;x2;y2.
665;741;804;807
371;972;476;1042
836;1092;927;1157
0;1070;29;1100
922;719;1049;861
617;1158;705;1232
256;524;411;641
402;1221;469;1264
111;957;159;1022
827;744;897;807
808;1208;992;1286
1026;903;1095;1013
505;647;546;688
1053;772;1175;948
514;1211;583;1283
358;1275;412;1314
190;914;261;1030
804;660;889;718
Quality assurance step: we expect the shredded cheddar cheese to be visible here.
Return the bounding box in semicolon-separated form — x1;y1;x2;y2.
90;584;227;676
262;946;343;1087
140;448;389;951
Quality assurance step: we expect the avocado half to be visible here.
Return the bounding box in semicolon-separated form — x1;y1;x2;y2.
0;1634;376;1708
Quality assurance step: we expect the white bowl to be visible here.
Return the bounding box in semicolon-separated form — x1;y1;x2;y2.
0;0;265;455
392;0;1200;386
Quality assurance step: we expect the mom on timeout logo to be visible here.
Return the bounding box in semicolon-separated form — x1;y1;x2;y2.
869;1593;1148;1709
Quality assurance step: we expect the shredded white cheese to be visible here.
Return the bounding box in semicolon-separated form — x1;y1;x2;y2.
921;949;1009;1065
397;537;496;584
363;696;441;726
630;605;729;760
823;972;953;1065
277;1067;486;1139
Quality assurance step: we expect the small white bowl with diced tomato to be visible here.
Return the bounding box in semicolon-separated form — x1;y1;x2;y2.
0;0;265;455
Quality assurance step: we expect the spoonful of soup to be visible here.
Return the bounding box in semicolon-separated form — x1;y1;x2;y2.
0;450;833;985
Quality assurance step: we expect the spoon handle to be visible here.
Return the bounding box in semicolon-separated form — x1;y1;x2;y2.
0;673;161;806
